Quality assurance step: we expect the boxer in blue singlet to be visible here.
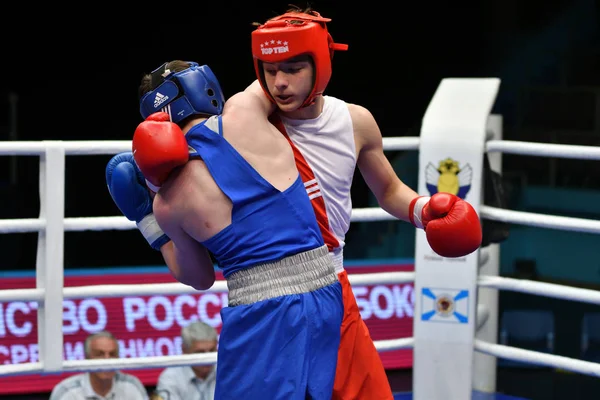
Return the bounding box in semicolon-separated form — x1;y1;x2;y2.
105;60;343;400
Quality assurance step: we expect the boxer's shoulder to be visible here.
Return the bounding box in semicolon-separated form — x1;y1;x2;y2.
346;103;382;154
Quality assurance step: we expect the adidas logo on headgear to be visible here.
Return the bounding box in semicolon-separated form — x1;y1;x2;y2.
153;92;169;109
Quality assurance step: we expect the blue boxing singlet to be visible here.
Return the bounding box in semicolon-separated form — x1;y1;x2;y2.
185;115;325;277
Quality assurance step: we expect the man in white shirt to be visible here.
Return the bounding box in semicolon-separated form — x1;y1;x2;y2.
154;322;218;400
50;331;148;400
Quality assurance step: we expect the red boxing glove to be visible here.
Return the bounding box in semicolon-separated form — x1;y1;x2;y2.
132;112;189;191
409;193;482;258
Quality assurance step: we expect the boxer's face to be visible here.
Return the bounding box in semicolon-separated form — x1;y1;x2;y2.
262;56;313;113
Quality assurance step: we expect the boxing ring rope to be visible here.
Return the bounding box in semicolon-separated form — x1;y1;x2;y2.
474;340;600;377
1;106;600;397
1;137;600;374
0;272;416;302
0;137;422;377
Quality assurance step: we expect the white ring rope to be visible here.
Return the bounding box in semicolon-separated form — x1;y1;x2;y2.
3;273;597;316
382;137;420;151
2;138;600;159
0;208;399;234
0;272;416;303
480;205;600;234
375;337;415;353
0;337;416;377
3;205;598;235
0;141;132;156
2;137;600;380
486;140;600;160
0;353;218;377
478;276;600;305
474;340;600;377
0;209;402;234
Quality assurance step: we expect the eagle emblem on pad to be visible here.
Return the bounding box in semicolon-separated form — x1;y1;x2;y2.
425;158;472;199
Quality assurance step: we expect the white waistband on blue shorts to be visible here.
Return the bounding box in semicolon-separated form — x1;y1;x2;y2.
226;245;337;306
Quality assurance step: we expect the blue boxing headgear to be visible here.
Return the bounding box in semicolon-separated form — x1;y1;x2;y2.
139;62;225;123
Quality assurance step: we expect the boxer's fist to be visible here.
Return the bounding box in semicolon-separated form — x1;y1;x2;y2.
132;112;189;191
409;193;482;258
106;152;170;250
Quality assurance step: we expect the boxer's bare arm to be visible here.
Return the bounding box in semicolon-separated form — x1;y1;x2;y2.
350;103;418;223
243;79;276;116
222;88;275;128
153;196;216;290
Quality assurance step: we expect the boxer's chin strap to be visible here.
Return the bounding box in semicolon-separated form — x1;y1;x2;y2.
410;196;430;229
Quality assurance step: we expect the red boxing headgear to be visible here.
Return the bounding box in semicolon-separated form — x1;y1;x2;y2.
251;12;348;108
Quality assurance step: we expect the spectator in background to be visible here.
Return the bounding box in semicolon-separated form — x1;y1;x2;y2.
50;330;148;400
154;321;218;400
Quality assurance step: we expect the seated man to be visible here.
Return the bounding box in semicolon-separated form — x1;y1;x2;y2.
106;61;344;399
154;321;218;400
50;331;148;400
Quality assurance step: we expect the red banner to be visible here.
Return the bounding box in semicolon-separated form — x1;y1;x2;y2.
0;261;414;395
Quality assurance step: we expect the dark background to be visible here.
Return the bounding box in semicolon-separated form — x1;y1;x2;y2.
0;0;596;272
0;1;599;398
0;0;494;270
